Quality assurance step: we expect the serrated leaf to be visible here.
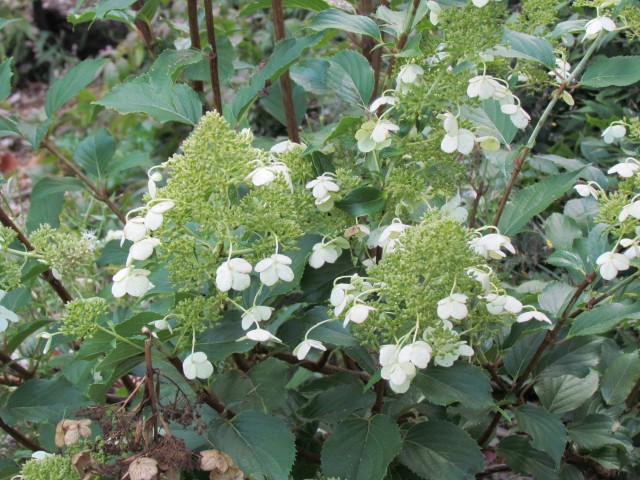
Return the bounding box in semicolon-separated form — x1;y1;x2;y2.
45;58;105;117
0;58;13;102
0;18;18;30
569;414;631;450
545;213;581;251
497;436;558;480
299;383;376;422
398;420;484;480
466;99;517;145
515;405;567;466
240;0;331;15
492;29;556;69
336;186;387;217
413;363;492;408
208;411;296;480
601;352;640;405
581;56;640;88
73;129;116;180
547;251;585;276
568;302;640;337
7;377;88;422
325;50;374;106
503;330;546;379
322;415;401;480
534;371;598;414
534;336;602;378
498;167;585;236
26;177;84;232
311;9;381;40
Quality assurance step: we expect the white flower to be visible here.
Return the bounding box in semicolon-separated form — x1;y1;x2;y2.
309;241;344;269
427;0;442;25
31;451;53;461
369;96;398;112
608;158;639;178
0;290;18;333
127;238;161;265
501;102;531;129
378;220;410;252
380;344;417;393
467;75;504;100
144;201;175;231
344;223;371;238
270;140;305;154
122;217;147;245
516;310;552;324
245;162;292;188
149;319;172;333
484;293;523;315
182;352;214;380
112;267;154;298
241;306;274;330
148;171;162;199
255;254;294;286
602;124;626;144
314;193;340;212
81;230;98;251
596;251;630;280
396;64;424;92
306;174;340;200
439;113;476;155
472;0;490;7
619;201;640;222
621;239;640;259
467;267;491;294
245;328;282;343
216;258;253;292
371;120;400;143
574;183;598;199
343;303;376;327
584;16;616;40
398;341;432;369
330;283;356;316
37;331;55;354
548;58;571;83
469;233;515;259
293;338;327;360
437;294;469;320
476;135;501;152
433;342;474;367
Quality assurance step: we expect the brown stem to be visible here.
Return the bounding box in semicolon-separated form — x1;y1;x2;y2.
625;377;640;409
296;445;321;462
384;0;420;83
492;147;530;228
131;0;156;55
468;181;485;229
0;350;34;379
0;415;42;451
0;205;73;303
274;352;370;381
143;338;158;437
371;380;385;414
203;0;223;113
477;410;501;446
271;0;300;142
41;140;127;225
187;0;204;93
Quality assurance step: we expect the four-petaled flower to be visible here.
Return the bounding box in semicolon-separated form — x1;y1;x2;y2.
127;238;161;265
596;251;630;280
516;310;552;324
602;124;626;144
144;201;175;231
584;16;616;40
574;183;598;199
309;240;344;269
183;352;214;380
437;294;469;320
607;158;639;178
467;75;505;100
619;201;640;222
440;113;476;155
484;293;523;315
398;341;432;369
255;254;295;286
216;258;253;292
469;233;515;259
112;267;154;298
0;290;18;333
380;344;417;393
241;306;274;330
396;64;424;92
343;303;376;327
122;217;147;245
293;338;327;360
246;328;282;343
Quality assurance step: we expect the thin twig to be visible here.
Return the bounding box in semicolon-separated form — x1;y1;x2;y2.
41;140;126;224
0;415;42;452
271;0;301;142
131;0;156;55
203;0;223;113
383;0;421;84
187;0;204;93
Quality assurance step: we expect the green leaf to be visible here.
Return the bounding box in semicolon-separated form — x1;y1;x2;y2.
503;331;545;379
336;186;387;217
537;281;575;317
497;436;558;480
260;79;307;127
325;50;374;106
534;371;599;414
0;114;20;138
545;213;581;251
581;56;640;88
149;48;205;82
208;411;296;480
45;58;105;117
515;405;567;466
26;177;84;232
95;0;137;19
73;129;116;179
231;33;326;120
322;415;401;480
601;352;640;405
413;363;493;408
299;383;376;423
547;251;585;276
0;18;18;30
290;59;330;95
197;311;253;361
240;0;330;15
96;75;201;124
568;414;632;451
498;167;585;236
534;336;602;378
568;302;640;337
277;306;359;348
16;119;52;149
466;99;517;145
398;420;484;480
492;29;556;69
311;9;381;40
0;58;13;102
7;377;88;422
7;320;51;353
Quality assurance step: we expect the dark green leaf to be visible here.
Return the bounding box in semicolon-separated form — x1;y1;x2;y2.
497;436;558;480
311;9;381;40
299;383;375;423
325;50;374;106
0;18;18;30
322;415;401;480
26;177;84;232
601;352;640;405
503;330;545;379
581;56;640;88
569;414;631;450
493;29;556;69
241;0;330;15
413;363;493;408
208;411;296;480
0;58;13;103
7;377;88;422
534;336;602;378
73;129;116;179
515;405;567;465
568;302;640;337
534;371;599;414
398;420;484;480
45;58;105;117
336;186;387;217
